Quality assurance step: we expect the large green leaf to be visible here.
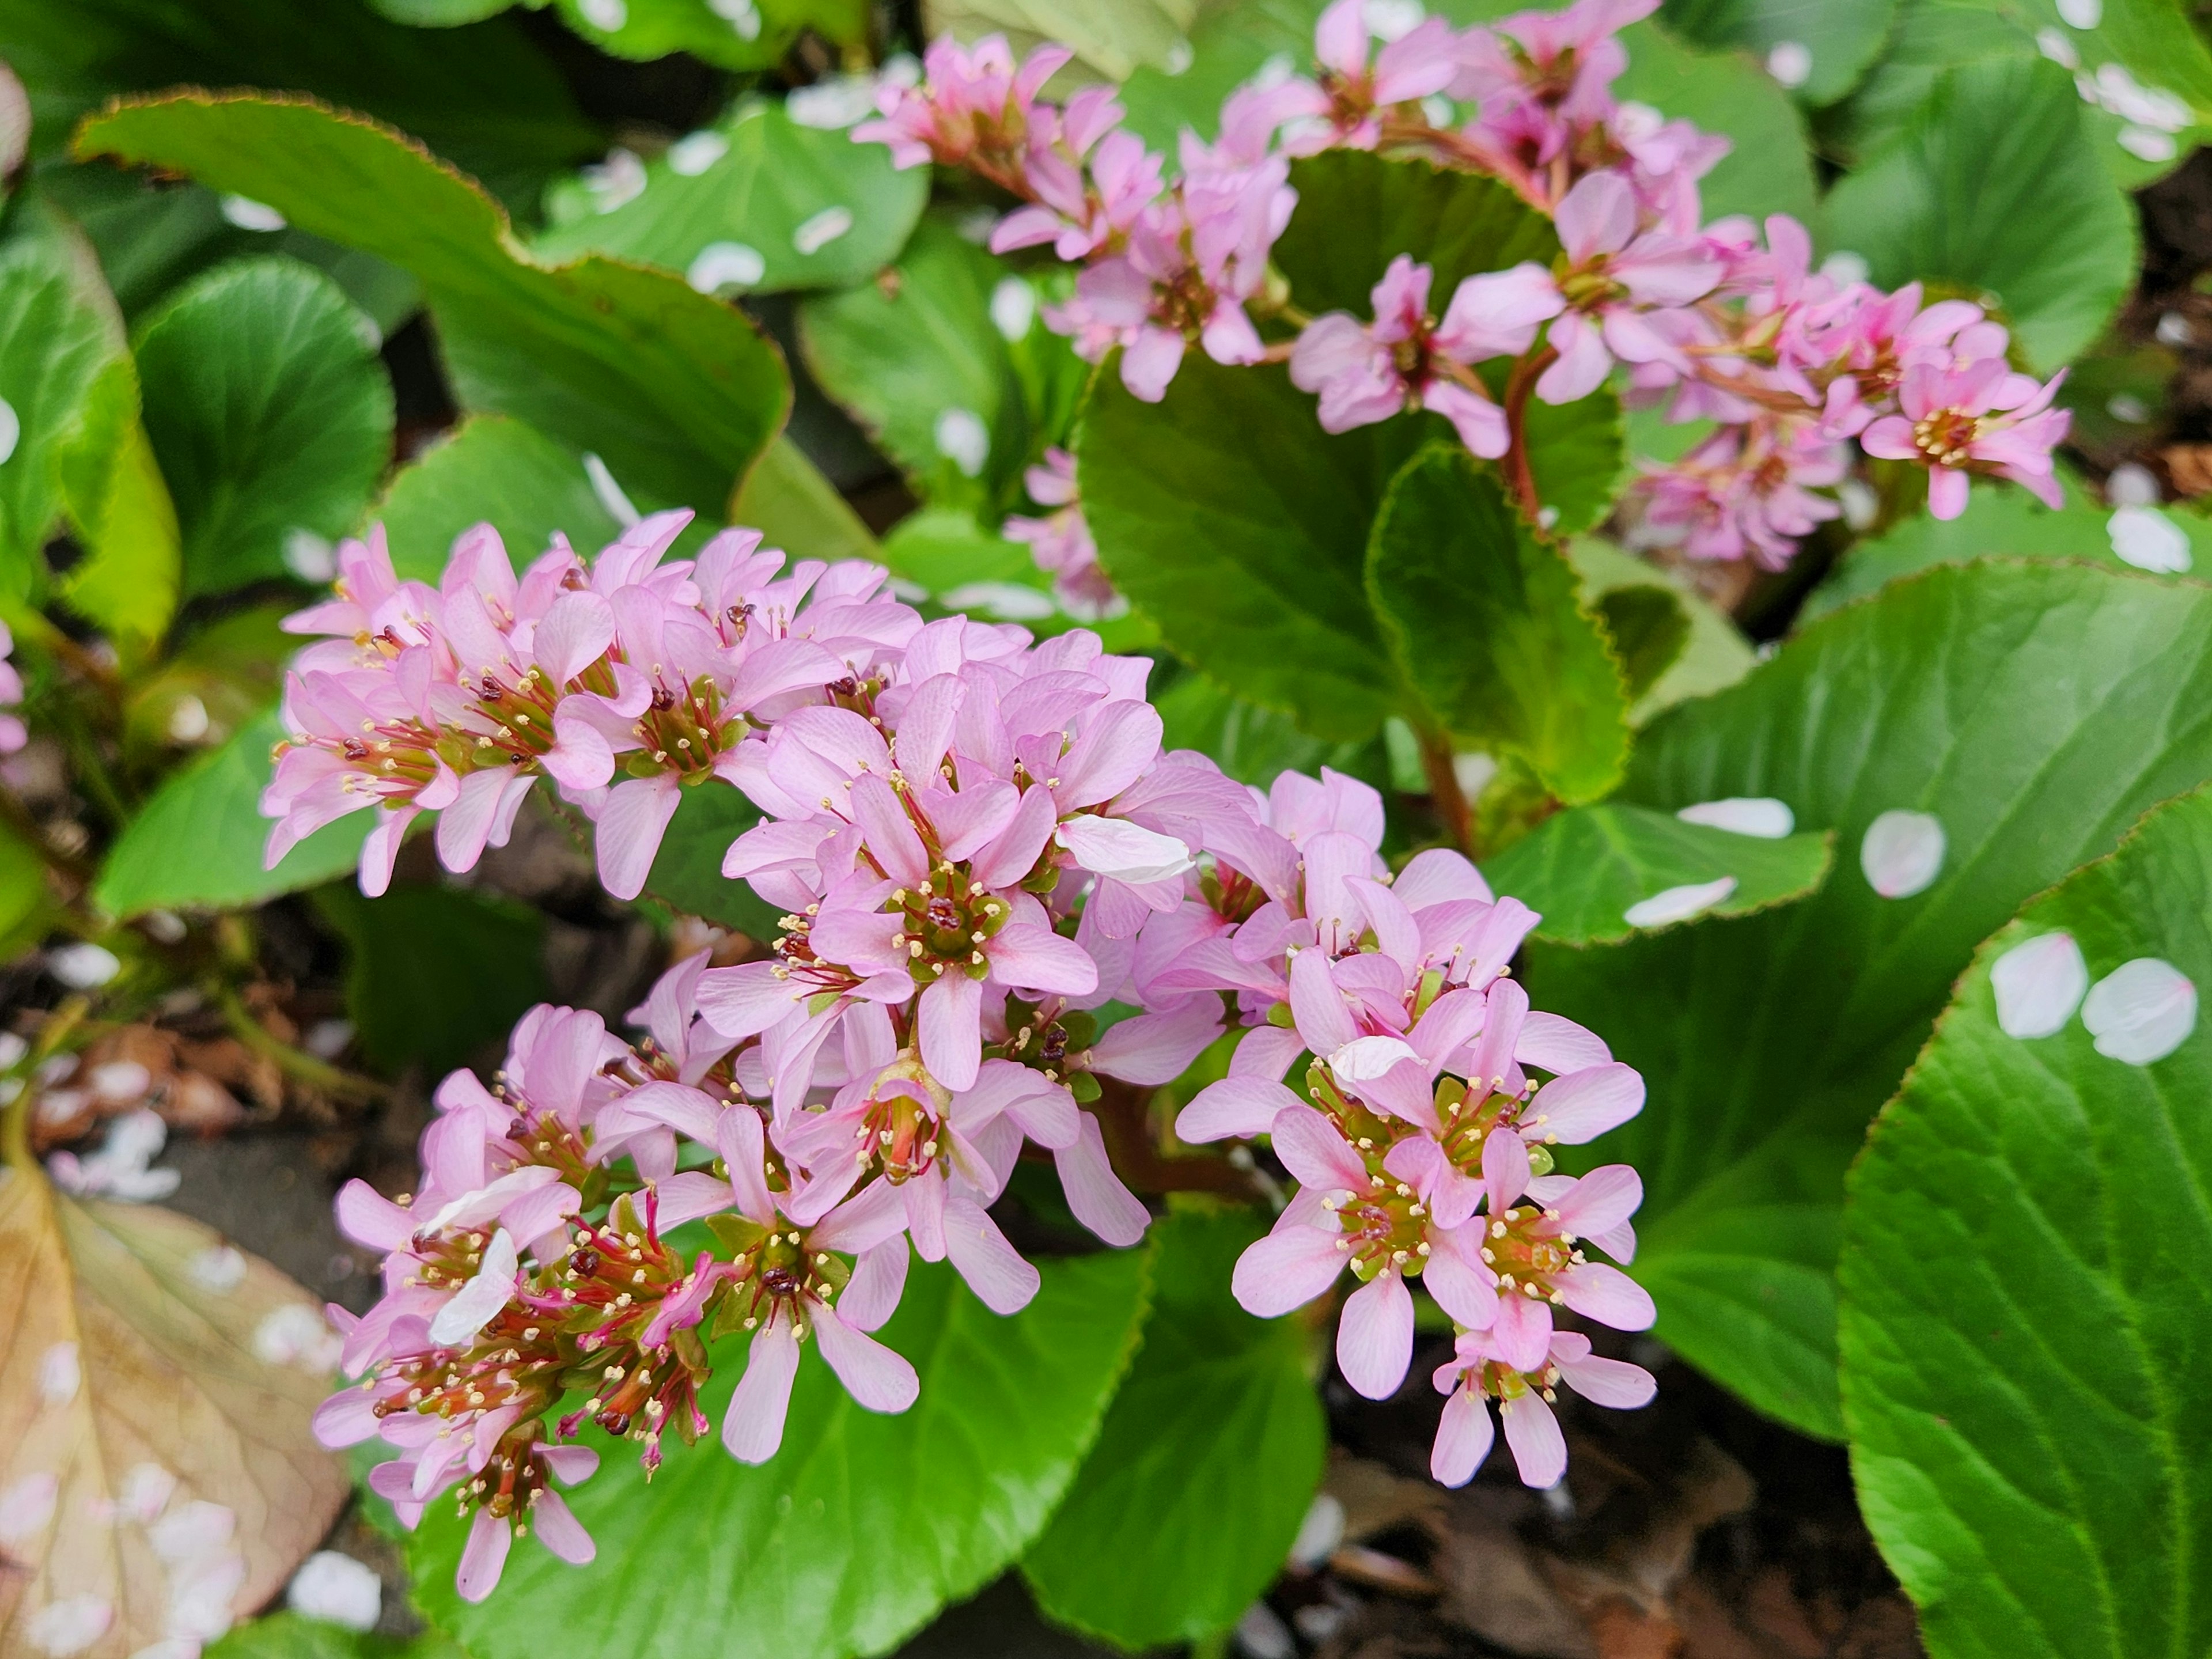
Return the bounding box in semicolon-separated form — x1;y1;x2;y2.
641;782;780;937
78;95;791;518
1156;671;1387;790
1482;802;1834;944
372;412;624;582
54;352;181;653
546;0;867;72
1022;1209;1324;1648
407;1250;1151;1659
1613;20;1817;224
538;100;926;297
1819;56;2138;372
93;706;370;917
134;255;394;599
1804;474;2206;622
1837;0;2212;187
7;0;594;202
317;881;548;1075
798;217;1076;516
207;1611;465;1659
1272;150;1559;320
1366;444;1628;804
728;434;881;567
1658;0;1896;104
1519;561;2212;1438
1569;537;1757;721
1840;787;2212;1659
0;229;126;600
928;0;1202;81
1082;357;1430;743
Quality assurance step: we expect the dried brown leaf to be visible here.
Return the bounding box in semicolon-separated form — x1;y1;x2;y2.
0;1165;349;1657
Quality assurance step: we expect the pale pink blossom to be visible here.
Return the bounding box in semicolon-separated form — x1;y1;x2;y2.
1430;1328;1655;1488
1859;359;2070;520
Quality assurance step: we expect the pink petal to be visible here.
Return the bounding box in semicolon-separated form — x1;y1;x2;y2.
1556;1262;1655;1331
1054;1112;1151;1246
812;1303;921;1412
1422;1226;1498;1330
1556;1349;1657;1410
1488;1287;1553;1372
942;1192;1040;1314
1500;1391;1567;1487
986;924;1099;997
694;961;804;1041
1554;1164;1643;1240
838;1238;910;1333
1336;1270;1414;1400
1289;950;1360;1055
919;972;984;1092
1430;1387;1496;1487
1481;1122;1532;1215
1091;999;1223;1085
456;1511;512;1603
1176;1075;1301;1142
1270;1104;1368;1190
531;1489;594;1565
1554;171;1635;263
594;776;683;902
1232;1221;1346;1317
722;1309;801;1464
1527;1063;1641;1142
1514;1012;1611;1074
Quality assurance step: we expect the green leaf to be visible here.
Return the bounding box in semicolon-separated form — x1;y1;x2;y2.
537;100;926;297
134;255;393;599
1023;1209;1324;1647
1657;0;1896;105
121;601;294;761
1517;382;1623;539
78;94;791;518
1819;56;2139;372
547;0;866;71
1157;671;1388;790
880;505;1043;598
797;217;1036;512
1840;786;2212;1659
408;1251;1152;1659
1519;560;2212;1438
641;782;780;937
54;352;181;653
0;818;52;952
1804;474;2205;622
1837;0;2212;187
1117;0;1325;154
1613;20;1817;223
1082;355;1427;743
1594;586;1690;702
1272;150;1559;320
93;706;370;918
927;0;1202;81
1567;536;1755;720
372;412;625;582
317;881;548;1075
1366;444;1628;804
1482;802;1834;944
0;229;126;600
728;434;880;567
8;0;596;204
206;1611;466;1659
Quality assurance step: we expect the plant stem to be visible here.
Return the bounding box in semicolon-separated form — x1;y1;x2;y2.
213;983;388;1107
1500;347;1557;521
1093;1079;1259;1200
1417;726;1474;854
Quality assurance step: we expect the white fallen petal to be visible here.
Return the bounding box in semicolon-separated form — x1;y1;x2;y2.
1990;931;2089;1039
933;407;990;478
1766;40;1812;87
287;1551;383;1632
2057;0;2099;26
49;942;120;987
0;395;18;465
579;0;627;28
1623;876;1736;929
582;453;641;529
188;1245;248;1293
1328;1034;1422;1082
990;276;1036;341
37;1342;79;1406
687;241;766;294
666;130;729;175
25;1594;111;1656
0;1472;58;1542
938;581;1056;621
253;1302;344;1372
2081;957;2198;1064
791;205;853;255
219;195;285;232
2108;506;2192;573
1285;1492;1346;1569
1675;797;1794;838
1861;810;1945;899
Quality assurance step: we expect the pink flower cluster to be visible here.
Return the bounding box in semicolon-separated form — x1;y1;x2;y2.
262;513;918;899
1002;447;1118;619
0;620;25;755
306;663;1658;1602
860;0;2071;566
1152;768;1658;1486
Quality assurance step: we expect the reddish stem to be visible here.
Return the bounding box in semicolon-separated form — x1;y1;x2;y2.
1501;346;1558;522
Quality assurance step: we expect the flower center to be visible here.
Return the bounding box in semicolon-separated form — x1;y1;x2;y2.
1911;407;1982;467
628;673;744;780
889;862;1009;984
1480;1205;1581;1304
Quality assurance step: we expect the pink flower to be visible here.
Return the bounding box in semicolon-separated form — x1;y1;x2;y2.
1537;170;1720;404
0;620;26;755
1003;449;1120;618
1430;1328;1654;1488
451;1441;600;1602
1287;255;1517;455
1629;417;1846;568
853;34;1068;173
1859;359;2070;520
1301;0;1460;149
1474;1130;1653;1371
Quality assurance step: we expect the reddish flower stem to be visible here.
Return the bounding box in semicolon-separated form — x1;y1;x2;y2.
1501;346;1558;522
